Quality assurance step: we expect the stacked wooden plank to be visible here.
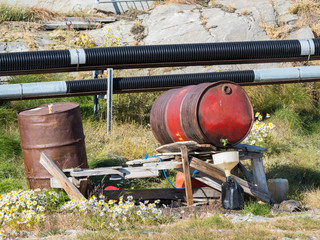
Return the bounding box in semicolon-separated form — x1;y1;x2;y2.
43;17;116;30
40;141;272;204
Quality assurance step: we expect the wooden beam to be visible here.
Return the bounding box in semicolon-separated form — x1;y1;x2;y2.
238;162;255;183
156;141;217;153
157;141;202;153
239;152;264;160
103;187;220;200
251;157;269;191
189;157;272;203
181;146;194;205
194;175;222;192
40;152;85;200
69;166;160;179
234;144;267;152
126;156;173;166
142;161;182;169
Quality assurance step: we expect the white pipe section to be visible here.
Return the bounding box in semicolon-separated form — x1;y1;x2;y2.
254;66;320;82
299;39;315;56
0;81;67;99
69;49;86;65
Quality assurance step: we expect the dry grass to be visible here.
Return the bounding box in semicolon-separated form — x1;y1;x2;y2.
5;209;318;240
84;121;158;162
290;0;320;37
74;215;320;240
0;22;41;43
162;0;198;4
240;8;249;16
302;188;320;208
29;7;61;21
260;22;291;40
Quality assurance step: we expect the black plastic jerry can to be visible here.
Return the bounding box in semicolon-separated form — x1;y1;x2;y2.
221;178;244;210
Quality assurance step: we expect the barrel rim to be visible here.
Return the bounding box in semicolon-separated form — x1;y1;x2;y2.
17;102;80;117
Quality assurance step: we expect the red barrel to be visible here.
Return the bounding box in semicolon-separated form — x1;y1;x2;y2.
150;82;254;147
18;102;88;189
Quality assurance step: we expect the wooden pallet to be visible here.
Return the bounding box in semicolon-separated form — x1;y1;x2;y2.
40;141;272;204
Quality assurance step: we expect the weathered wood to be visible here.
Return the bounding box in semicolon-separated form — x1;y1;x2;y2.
44;17;116;30
126;156;173;166
231;165;239;176
44;22;102;30
70;166;159;179
239;152;264;160
63;17;116;23
156;141;218;153
251;157;269;191
194;176;222;192
234;144;267;152
126;157;160;166
181;146;194;206
157;151;216;157
190;157;272;202
69;161;183;178
103;187;220;200
156;141;202;153
79;178;88;196
40;152;85;200
142;161;182;169
238;162;255;183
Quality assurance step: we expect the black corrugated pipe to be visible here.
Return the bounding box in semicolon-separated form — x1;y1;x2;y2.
2;66;320;101
66;70;254;93
0;39;320;76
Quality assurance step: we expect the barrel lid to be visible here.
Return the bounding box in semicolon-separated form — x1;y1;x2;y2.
198;82;254;146
18;102;79;116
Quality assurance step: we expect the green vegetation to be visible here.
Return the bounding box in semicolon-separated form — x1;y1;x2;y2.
0;3;37;22
242;201;272;216
245;83;320;201
0;3;58;22
187;215;233;229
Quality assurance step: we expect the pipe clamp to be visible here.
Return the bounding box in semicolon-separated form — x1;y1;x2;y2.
299;39;315;56
69;49;86;65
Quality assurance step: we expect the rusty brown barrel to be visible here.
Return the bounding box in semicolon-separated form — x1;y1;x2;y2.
18;102;88;189
150;81;254;147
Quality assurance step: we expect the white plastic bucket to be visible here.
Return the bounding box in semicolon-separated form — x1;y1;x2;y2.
267;178;289;203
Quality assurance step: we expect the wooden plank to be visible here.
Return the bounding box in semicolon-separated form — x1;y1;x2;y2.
251;157;269;191
142;161;182;170
234;144;267;152
181;146;194;206
69;166;159;179
239;152;264;160
194;176;222;192
238;162;255;183
40;152;85;200
63;17;116;23
189;157;272;203
69;161;183;178
126;156;173;166
157;151;216;156
43;22;101;30
103;187;220;200
156;141;202;153
51;177;80;188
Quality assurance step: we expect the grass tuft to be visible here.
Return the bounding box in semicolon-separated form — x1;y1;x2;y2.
0;3;59;22
302;188;320;208
242;201;272;216
187;215;233;229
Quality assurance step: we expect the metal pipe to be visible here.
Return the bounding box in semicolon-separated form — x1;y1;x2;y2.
1;66;320;101
0;81;67;99
0;39;320;76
